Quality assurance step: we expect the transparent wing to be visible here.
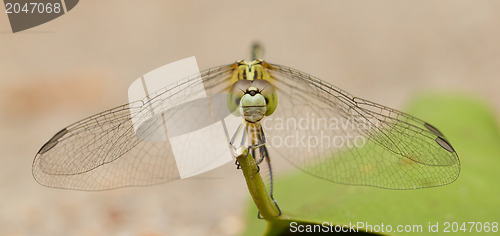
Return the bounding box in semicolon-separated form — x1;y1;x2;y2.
32;64;236;190
263;63;460;189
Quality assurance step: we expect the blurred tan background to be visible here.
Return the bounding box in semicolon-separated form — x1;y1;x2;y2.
1;0;499;235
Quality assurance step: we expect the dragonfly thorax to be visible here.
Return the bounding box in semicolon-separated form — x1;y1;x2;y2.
231;60;270;82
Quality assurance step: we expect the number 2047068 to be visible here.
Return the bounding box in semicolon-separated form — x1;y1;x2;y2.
443;222;498;233
5;2;62;14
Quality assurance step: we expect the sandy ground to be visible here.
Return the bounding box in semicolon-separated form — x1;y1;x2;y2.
1;1;500;235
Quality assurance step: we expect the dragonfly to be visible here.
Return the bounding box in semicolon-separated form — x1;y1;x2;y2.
33;45;460;204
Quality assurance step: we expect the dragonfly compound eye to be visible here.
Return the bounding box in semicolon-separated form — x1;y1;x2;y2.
252;79;277;116
227;80;252;116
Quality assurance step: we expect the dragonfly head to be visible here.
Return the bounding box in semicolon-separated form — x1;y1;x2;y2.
227;79;278;122
240;88;267;123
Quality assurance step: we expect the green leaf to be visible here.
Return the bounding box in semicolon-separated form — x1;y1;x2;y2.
241;92;500;236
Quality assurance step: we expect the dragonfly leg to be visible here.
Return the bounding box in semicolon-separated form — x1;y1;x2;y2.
229;124;242;150
258;211;264;219
255;146;266;165
253;124;267;164
234;159;241;169
258;127;274;197
261;127;282;217
251;148;265;166
250;148;261;172
259;144;282;217
230;124;246;170
240;125;247;147
257;201;281;219
257;125;282;216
